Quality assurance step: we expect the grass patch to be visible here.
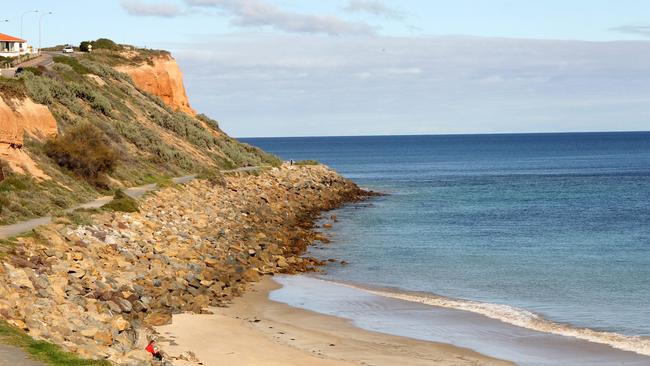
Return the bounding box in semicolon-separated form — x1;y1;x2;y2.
0;175;29;192
294;160;320;166
139;174;177;188
54;208;99;226
102;190;138;213
53;56;92;75
0;321;110;366
197;168;226;187
0;77;27;108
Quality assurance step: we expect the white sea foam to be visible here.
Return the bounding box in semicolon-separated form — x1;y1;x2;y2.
327;280;650;356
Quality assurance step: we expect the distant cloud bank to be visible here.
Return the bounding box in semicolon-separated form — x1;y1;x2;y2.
169;35;650;137
344;0;403;19
120;0;183;18
610;24;650;36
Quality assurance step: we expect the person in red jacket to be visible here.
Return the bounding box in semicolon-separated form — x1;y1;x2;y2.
145;340;163;360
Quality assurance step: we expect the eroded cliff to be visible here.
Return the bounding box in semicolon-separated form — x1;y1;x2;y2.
0;97;57;178
116;54;196;115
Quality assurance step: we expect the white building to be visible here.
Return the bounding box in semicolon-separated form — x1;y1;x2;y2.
0;33;30;58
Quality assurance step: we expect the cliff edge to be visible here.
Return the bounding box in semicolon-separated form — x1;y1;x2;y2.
116;53;195;115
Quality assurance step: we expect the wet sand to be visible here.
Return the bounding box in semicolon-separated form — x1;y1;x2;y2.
271;275;650;366
156;277;512;366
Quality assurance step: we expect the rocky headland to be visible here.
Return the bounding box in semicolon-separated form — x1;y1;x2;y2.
0;164;370;364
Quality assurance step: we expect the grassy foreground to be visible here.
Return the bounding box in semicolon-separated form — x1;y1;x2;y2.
0;321;110;366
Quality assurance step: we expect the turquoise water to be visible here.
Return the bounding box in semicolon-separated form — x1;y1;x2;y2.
243;132;650;356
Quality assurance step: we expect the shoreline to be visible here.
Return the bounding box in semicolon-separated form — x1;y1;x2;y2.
271;275;650;366
156;276;513;366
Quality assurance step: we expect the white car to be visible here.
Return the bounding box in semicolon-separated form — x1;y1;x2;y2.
62;45;74;54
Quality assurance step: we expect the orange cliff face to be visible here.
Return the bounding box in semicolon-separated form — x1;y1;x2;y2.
0;97;58;179
117;54;196;115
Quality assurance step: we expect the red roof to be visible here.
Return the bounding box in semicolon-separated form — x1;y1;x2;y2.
0;33;26;42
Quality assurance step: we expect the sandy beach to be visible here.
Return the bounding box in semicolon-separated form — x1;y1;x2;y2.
156;277;513;366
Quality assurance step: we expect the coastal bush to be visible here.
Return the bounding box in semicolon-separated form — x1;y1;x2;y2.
55;208;98;226
22;74;84;115
79;59;128;81
102;190;139;213
91;38;119;51
150;110;219;149
197;168;226;187
20;66;44;76
112;119;197;171
67;82;113;116
0;194;9;212
215;137;282;168
53;56;92;75
0;77;27;103
0;175;29;192
44;123;119;185
196;113;221;131
294;160;320;166
79;41;91;52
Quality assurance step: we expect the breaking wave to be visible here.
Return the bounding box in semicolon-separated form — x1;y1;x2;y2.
330;280;650;356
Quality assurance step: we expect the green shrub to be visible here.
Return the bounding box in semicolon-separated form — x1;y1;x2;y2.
196;114;220;131
53;56;92;75
22;74;83;114
0;175;29;192
294;160;320;166
44;123;119;185
103;190;138;212
79;41;92;52
0;77;27;103
0;194;9;212
197;168;226;187
20;66;44;76
55;208;98;226
91;38;119;51
67;82;113;116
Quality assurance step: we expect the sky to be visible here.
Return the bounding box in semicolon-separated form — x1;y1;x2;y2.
2;1;650;137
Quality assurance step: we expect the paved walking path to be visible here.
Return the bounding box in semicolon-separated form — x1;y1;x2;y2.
0;175;195;240
0;344;43;366
0;167;259;240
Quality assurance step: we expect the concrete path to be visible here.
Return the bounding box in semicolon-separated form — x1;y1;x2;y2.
0;175;195;240
0;344;43;366
0;169;264;240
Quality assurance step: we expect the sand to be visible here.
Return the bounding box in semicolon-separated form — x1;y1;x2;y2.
155;277;513;366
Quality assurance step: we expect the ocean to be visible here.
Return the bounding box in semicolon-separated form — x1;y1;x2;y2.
242;132;650;365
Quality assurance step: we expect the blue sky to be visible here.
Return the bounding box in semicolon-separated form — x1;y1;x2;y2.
2;1;650;136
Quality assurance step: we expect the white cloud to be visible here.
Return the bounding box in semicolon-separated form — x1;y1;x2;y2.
185;0;375;35
121;0;183;17
344;0;403;19
610;25;650;37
